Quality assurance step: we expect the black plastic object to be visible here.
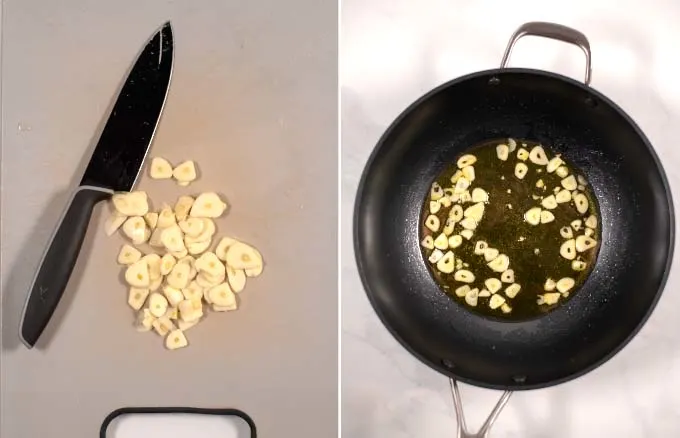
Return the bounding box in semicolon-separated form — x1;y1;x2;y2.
20;187;112;347
100;407;257;438
354;69;674;390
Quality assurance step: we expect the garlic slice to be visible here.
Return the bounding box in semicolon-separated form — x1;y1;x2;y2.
227;267;247;293
524;207;541;225
505;283;521;298
182;281;204;301
529;146;548;165
540;210;555;224
136;309;155;332
465;288;479;306
454;269;474;283
141;254;162;280
186;239;211;255
516;148;529;161
541;195;557;210
161;224;186;253
152;316;175;336
454;177;470;194
450;172;463;184
144;212;159;230
428;249;444;263
160;253;176;276
483;248;500;262
542;293;560;305
149;277;163;291
560;239;576;260
514;162;528;179
489;294;506;309
172;160;197;185
501;269;514;283
174;195;195;221
555;166;569;178
449;205;464;222
459;217;477;230
431;182;444;200
571;219;583;231
448;235;463;248
556;277;575;293
163;286;185;308
112;191;149;216
560;226;573;239
196;252;225;277
561;175;577;191
208;283;237;309
165;329;189;350
474;241;488;255
434;233;449;250
544;278;556;291
471;188;488;203
421;235;434;250
455;285;470;297
215;236;238;260
442;217;455;236
457;154;477;168
463;202;485;222
501;303;512;314
149;292;169;318
585;215;598;229
104;213;127;236
575;235;597;252
547;156;563;173
166;262;191;289
496;144;509;161
118;244;142;265
460;229;474;240
225;241;263;270
125;259;150;288
484;278;502;294
178;299;204;322
574;193;589;214
425;215;440;232
190;192;228;218
488;254;510;273
429;200;441;214
572;260;587;271
462;166;475;182
149;157;173;179
436;251;455;273
122;216;150;244
128;288;149;311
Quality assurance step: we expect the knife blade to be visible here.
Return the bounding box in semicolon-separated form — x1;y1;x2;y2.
19;22;174;348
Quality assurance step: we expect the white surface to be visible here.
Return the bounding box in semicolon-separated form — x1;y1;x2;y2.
341;0;680;437
106;413;251;438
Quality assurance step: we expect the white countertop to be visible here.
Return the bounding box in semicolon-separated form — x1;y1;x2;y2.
341;0;680;436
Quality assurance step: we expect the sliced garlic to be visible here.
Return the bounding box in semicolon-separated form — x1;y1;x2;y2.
560;239;576;260
167;262;191;289
125;259;150;288
575;235;597;252
185;218;216;244
501;269;514;283
149;292;169;318
178;298;204;322
514;162;528;179
508;139;517;151
190;192;228;218
177;256;198;279
501;303;512;313
117;244;142;265
517;148;529;161
208;282;237;309
136;309;155;332
464;288;479;306
536;179;545;188
571;219;583;231
431;182;444;200
104;213;127;236
541;195;557;210
542;293;560;305
450;171;463;184
585;215;598;229
112;191;149;216
460;190;472;204
555;166;569;178
585;228;594;237
460;217;477;230
488;254;510;273
554;189;571;204
177;319;199;331
572;260;587;271
182;281;203;301
496;144;509;161
171;248;189;259
163;286;185;308
225;241;263;271
215;236;238;261
144;212;159;230
483;248;500;262
540;210;555;224
148;228;165;248
450;205;464;222
425;215;440;232
165;329;189;350
455;285;470;297
245;264;263;277
187;239;212;255
434;233;449;250
454;177;470;194
226;267;247;293
556;277;575;293
524;207;541;225
436;251;455;273
152;316;175;336
174;195;195;222
448;235;463;248
505;283;521;298
463;202;485;223
489;294;506;309
428;249;444;263
560;226;573;239
161;224;186;253
157;204;177;228
196;252;225;278
128;288;149;311
484;278;502;294
421;235;435;249
149;277;162;291
474;241;488;255
561;175;577;191
454;269;474;283
442;217;455;236
479;289;491;298
529;146;549;165
141;254;162;280
460;229;474;240
172;160;197;185
468;187;487;203
429;200;441;214
149;157;173;179
457;154;477;168
160;253;176;276
440;196;452;208
122;216;149;244
547;156;563;173
544;278;556;291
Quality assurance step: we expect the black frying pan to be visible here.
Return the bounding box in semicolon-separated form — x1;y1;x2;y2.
353;22;674;435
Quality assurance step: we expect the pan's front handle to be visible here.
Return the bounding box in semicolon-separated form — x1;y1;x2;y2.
450;379;512;438
500;21;592;86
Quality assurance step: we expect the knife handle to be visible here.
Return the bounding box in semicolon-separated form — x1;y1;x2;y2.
20;185;113;348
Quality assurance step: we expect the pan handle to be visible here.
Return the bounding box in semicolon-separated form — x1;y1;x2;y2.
450;378;512;438
500;21;592;86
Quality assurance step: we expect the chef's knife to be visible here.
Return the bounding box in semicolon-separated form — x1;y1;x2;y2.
19;22;174;348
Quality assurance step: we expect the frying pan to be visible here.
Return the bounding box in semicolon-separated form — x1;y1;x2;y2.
353;21;675;436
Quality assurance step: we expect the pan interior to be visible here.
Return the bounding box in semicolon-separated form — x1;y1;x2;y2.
354;69;674;389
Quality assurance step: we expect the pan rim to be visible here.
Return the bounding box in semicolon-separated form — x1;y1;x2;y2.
352;67;676;391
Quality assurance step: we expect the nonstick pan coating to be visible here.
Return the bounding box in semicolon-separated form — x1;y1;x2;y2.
354;69;674;390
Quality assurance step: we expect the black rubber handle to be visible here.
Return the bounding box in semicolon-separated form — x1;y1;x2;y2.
20;186;112;348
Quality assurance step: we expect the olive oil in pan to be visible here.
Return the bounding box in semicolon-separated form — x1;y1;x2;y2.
419;138;601;321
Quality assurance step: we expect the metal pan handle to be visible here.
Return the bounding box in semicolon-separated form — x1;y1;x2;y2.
450;379;512;438
500;21;592;86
